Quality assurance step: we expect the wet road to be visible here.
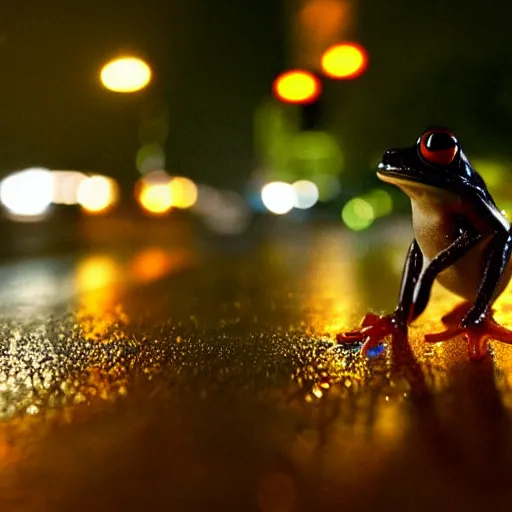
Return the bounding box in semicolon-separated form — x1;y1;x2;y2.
1;216;512;511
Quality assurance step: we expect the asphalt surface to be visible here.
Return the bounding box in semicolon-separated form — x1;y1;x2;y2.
1;215;512;511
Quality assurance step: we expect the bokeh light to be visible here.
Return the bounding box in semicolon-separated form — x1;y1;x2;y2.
136;144;166;175
77;175;119;214
314;174;341;201
261;182;296;215
75;255;122;339
170;177;198;209
138;182;173;215
287;131;344;178
75;255;119;292
0;167;53;217
341;197;375;230
131;247;194;283
363;189;393;217
273;70;321;104
100;56;152;93
321;43;368;79
51;170;87;205
292;180;319;209
131;248;175;283
194;185;252;235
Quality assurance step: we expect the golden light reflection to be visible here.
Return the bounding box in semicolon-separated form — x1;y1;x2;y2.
131;247;195;284
100;56;152;93
75;255;125;340
407;283;466;390
303;229;361;337
485;280;512;402
76;256;118;292
298;227;482;448
77;175;119;214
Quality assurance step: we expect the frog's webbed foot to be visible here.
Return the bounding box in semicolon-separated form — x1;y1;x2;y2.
425;306;512;361
336;312;404;356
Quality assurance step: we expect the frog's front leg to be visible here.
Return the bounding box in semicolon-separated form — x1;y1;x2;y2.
425;230;512;360
336;239;423;355
337;230;482;355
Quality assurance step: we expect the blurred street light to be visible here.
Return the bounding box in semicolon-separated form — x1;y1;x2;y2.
77;175;119;214
52;170;87;205
342;197;375;230
292;180;319;209
321;43;368;79
137;181;173;215
169;177;198;209
261;182;296;214
273;70;321;104
0;167;53;217
193;185;252;235
100;56;152;93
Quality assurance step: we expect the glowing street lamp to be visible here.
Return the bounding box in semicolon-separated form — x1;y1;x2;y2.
273;70;321;105
321;43;368;79
100;56;152;93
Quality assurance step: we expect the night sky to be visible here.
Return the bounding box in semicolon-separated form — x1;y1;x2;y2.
1;0;512;190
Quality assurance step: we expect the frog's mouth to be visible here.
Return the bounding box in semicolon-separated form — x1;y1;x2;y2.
376;146;443;189
376;163;446;200
377;164;427;187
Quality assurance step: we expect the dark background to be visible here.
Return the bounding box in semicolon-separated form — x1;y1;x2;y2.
1;0;512;193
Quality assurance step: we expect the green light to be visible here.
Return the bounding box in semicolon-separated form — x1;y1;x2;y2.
363;189;393;217
288;131;344;176
341;197;375;231
253;99;299;180
314;174;341;201
136;143;165;174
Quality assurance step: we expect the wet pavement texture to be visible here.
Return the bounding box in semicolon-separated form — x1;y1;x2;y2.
1;217;512;510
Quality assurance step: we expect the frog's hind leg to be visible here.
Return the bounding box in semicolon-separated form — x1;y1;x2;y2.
440;302;473;325
424;303;512;360
422;302;472;347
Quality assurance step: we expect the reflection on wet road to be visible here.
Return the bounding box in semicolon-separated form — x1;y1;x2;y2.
1;218;512;510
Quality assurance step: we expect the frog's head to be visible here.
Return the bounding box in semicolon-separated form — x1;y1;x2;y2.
377;127;488;199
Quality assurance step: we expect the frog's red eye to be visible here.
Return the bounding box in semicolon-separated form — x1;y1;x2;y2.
419;129;458;165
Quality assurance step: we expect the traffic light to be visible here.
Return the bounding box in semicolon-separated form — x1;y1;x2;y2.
272;70;321;105
321;43;368;79
272;42;368;130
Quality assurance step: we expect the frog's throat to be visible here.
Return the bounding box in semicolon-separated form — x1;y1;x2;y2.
377;170;430;189
377;170;453;202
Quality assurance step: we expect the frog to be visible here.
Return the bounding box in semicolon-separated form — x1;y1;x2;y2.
337;127;512;361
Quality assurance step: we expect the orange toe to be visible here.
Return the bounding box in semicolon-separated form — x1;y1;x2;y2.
424;317;512;361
